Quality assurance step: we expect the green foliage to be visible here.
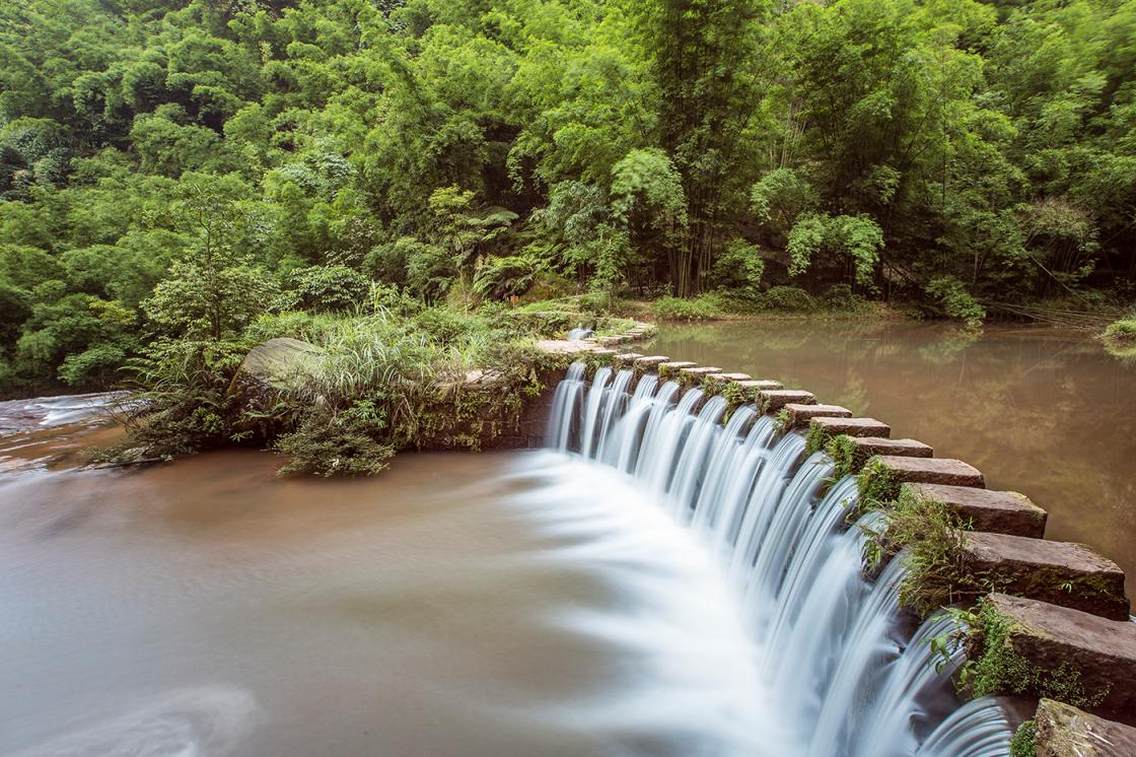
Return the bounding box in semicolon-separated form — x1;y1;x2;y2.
1102;317;1136;343
4;0;1136;394
282;265;371;313
1009;720;1036;757
757;286;818;313
860;486;974;617
787;213;884;287
750;168;820;241
708;239;765;298
652;294;728;321
924;276;987;327
473;254;541;301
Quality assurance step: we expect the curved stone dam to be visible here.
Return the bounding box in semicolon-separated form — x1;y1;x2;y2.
543;360;1013;757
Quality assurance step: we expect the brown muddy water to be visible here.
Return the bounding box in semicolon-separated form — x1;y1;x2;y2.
645;319;1136;597
0;407;776;756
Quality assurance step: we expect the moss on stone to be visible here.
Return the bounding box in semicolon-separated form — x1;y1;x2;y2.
1009;719;1036;757
962;600;1108;709
828;434;861;477
804;422;830;455
857;454;899;502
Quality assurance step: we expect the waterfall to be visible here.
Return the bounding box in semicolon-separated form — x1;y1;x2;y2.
545;363;1011;756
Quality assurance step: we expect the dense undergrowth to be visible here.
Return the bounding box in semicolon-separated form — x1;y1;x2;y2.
103;293;607;476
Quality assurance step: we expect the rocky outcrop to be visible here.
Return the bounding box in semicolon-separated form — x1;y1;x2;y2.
230;337;325;395
1033;699;1136;757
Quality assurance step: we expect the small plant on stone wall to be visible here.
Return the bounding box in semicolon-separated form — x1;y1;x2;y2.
1008;719;1036;757
857;456;900;502
804;423;830;455
857;487;990;617
960;598;1109;708
828;434;862;477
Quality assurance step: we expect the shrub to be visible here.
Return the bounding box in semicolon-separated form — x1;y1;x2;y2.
924;276;986;327
652;294;727;321
274;400;396;477
821;284;866;310
859;487;973;616
708;239;765;297
282;264;371;312
473;254;541;300
1102;317;1136;343
58;342;129;386
757;286;817;312
1009;720;1036;757
404;241;455;303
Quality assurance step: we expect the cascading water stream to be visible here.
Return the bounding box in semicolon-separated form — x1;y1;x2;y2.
545;363;1012;756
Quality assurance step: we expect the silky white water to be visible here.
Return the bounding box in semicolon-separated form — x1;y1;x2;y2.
547;363;1014;757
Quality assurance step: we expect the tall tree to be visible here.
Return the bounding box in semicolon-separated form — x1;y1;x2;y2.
652;0;762;295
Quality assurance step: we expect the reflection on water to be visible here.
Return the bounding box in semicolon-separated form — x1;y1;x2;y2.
646;320;1136;596
0;435;785;756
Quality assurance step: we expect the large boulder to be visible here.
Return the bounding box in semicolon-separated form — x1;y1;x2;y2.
229;337;325;396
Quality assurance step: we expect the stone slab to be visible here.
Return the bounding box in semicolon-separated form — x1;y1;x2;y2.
985;593;1136;725
782;403;852;428
759;389;816;413
902;483;1047;538
809;416;892;438
633;355;670;369
851;436;934;458
873;455;985;488
962;532;1129;620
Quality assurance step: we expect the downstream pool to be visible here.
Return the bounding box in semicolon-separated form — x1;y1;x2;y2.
644;319;1136;597
0;423;778;756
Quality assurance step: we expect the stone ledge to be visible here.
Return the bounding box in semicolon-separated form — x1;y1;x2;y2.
842;437;934;472
961;532;1130;620
902;483;1047;538
1034;699;1136;757
707;372;752;382
809;416;892;439
759;389;816;413
678;366;723;383
982;594;1136;726
658;360;698;379
782;403;852;428
729;379;784;401
632;355;670;370
873;455;984;488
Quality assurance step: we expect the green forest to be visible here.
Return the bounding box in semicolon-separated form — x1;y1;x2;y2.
2;0;1135;400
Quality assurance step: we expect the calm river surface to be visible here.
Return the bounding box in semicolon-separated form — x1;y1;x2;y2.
645;319;1136;597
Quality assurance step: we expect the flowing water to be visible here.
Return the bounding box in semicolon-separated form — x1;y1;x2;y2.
1;366;1015;756
646;319;1136;597
547;364;1013;756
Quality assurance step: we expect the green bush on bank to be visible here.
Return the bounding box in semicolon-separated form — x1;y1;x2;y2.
111;303;559;476
1102;318;1136;343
